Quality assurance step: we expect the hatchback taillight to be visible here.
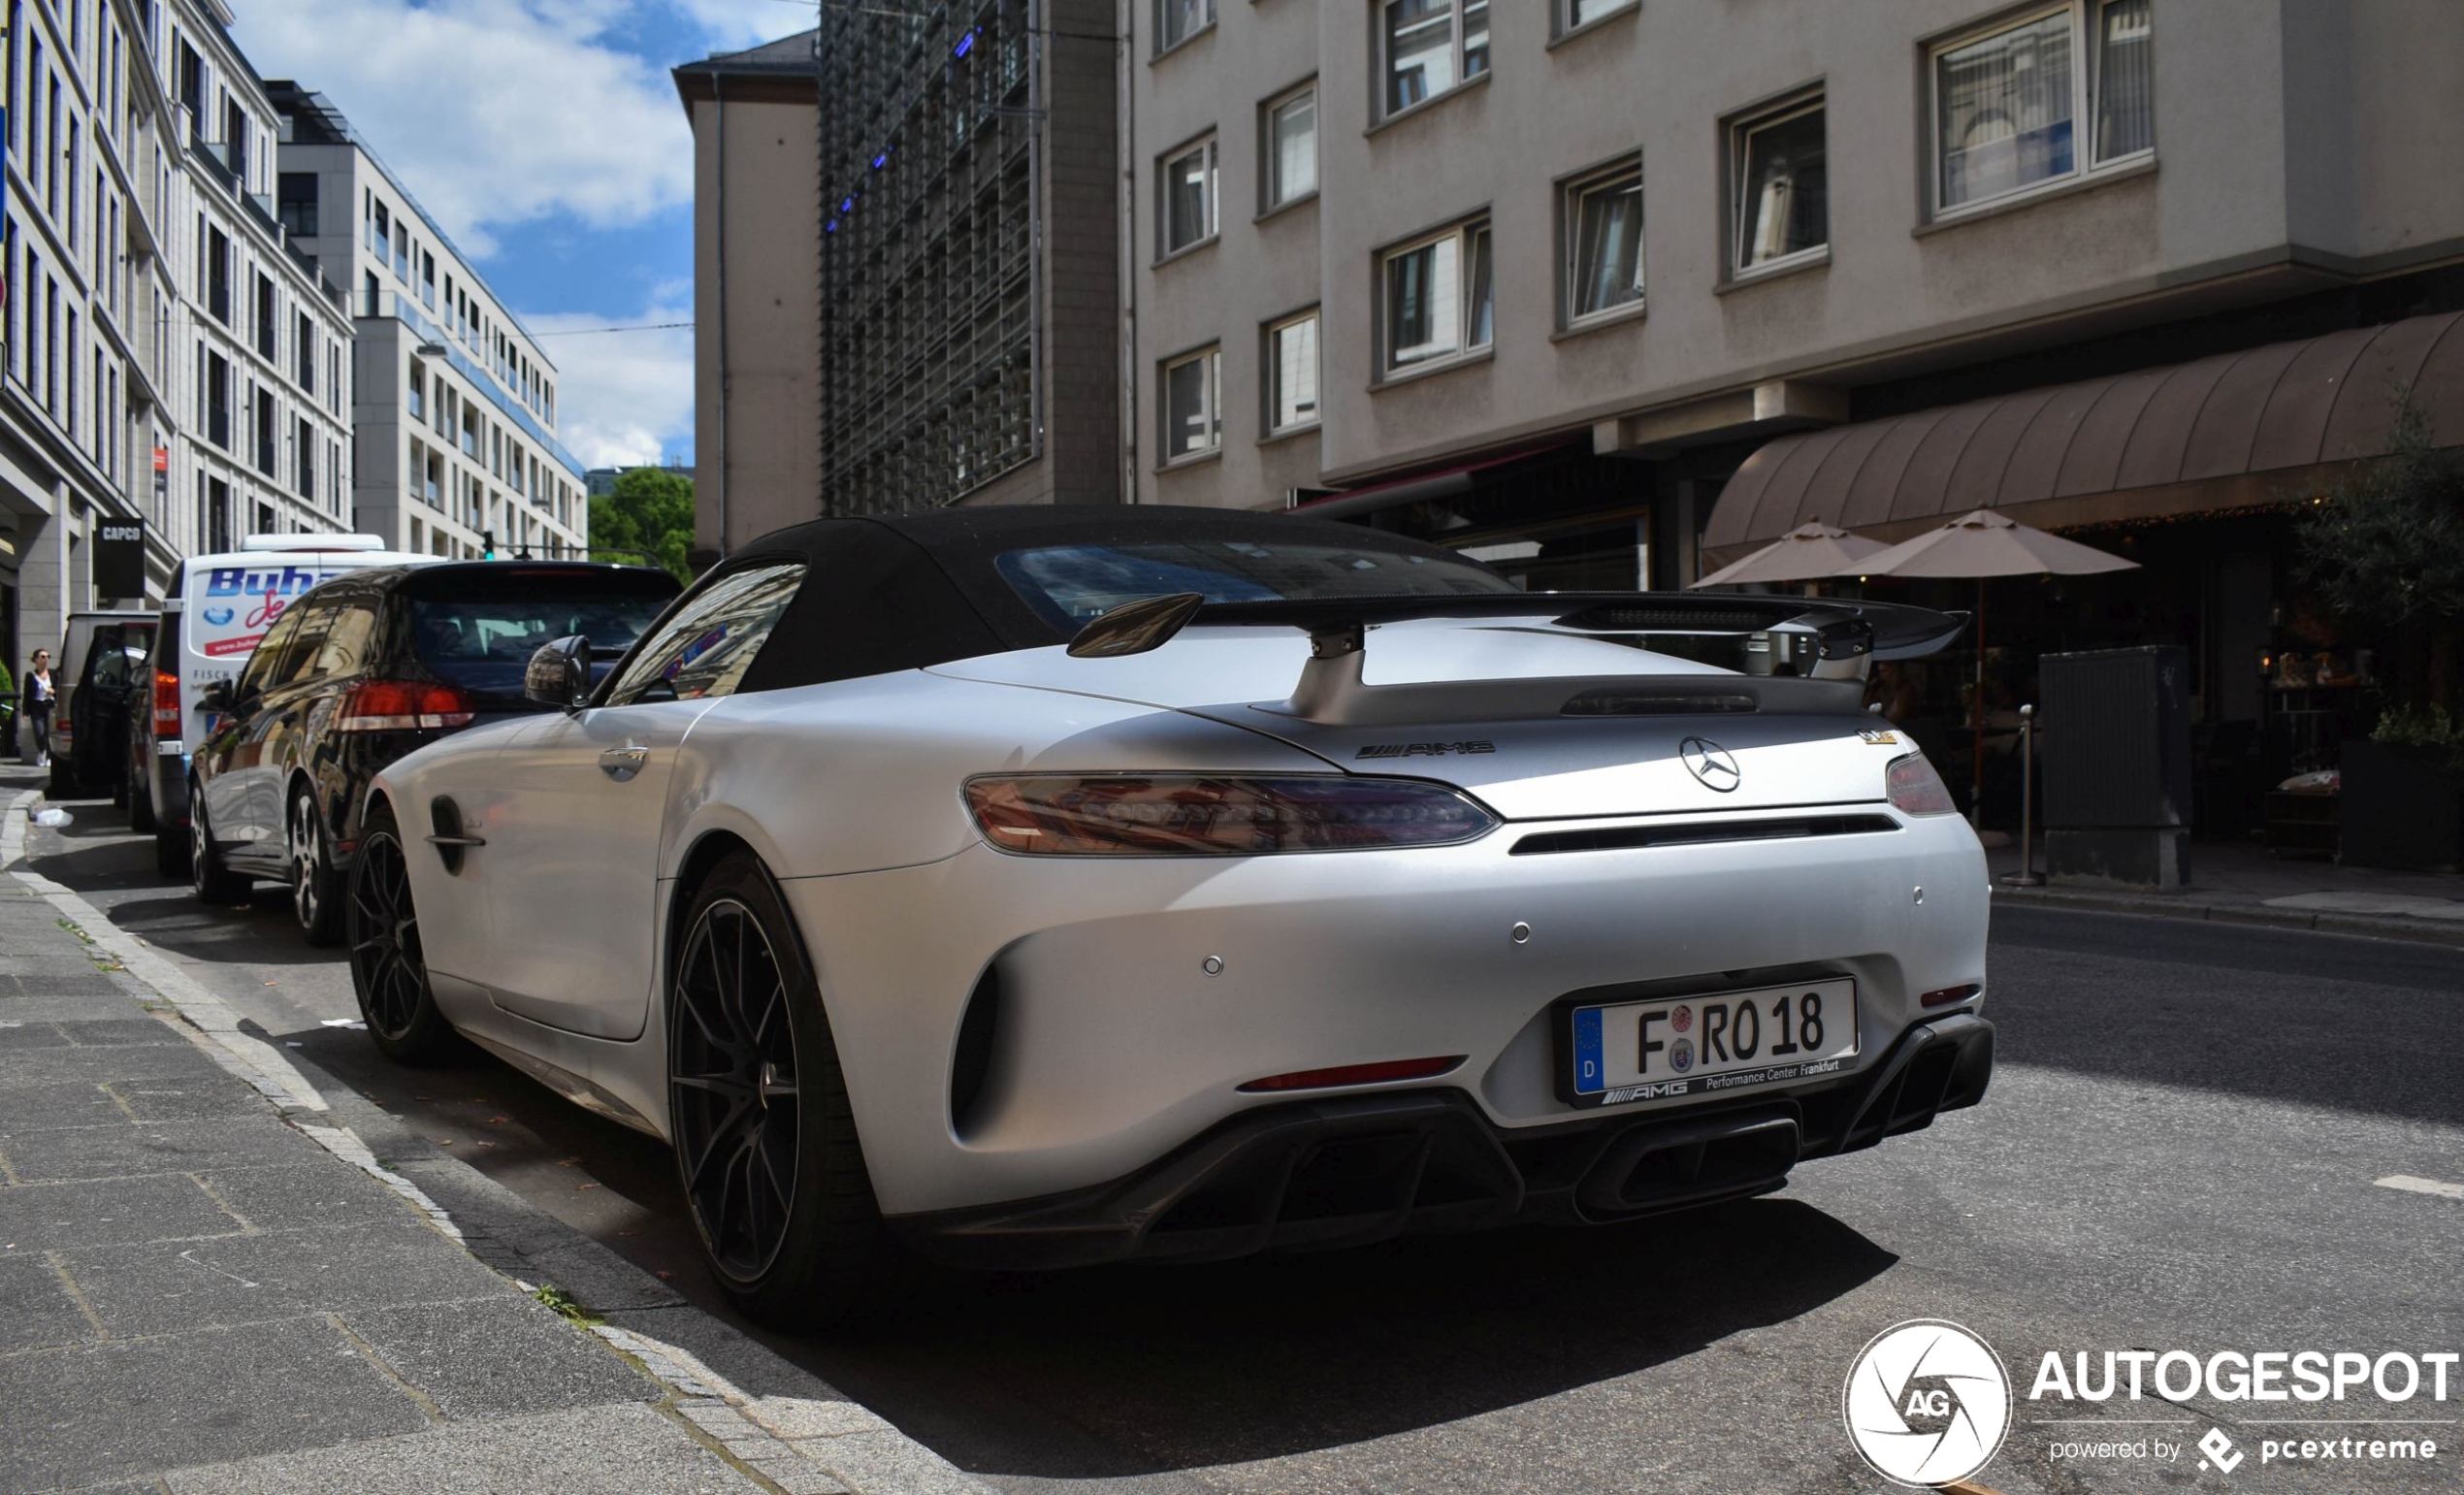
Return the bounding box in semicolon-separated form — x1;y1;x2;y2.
335;680;475;732
152;669;181;737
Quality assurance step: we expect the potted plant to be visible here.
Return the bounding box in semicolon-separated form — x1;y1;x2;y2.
2340;705;2464;870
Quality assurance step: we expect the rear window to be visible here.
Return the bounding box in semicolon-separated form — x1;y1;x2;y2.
994;539;1515;631
408;572;681;696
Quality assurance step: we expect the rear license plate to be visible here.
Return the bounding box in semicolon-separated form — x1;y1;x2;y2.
1567;978;1858;1106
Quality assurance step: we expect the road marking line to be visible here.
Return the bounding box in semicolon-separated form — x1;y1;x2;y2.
2376;1175;2464;1201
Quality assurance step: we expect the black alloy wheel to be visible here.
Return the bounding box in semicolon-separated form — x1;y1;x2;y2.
290;793;344;946
346;804;457;1064
667;854;908;1326
187;788;250;903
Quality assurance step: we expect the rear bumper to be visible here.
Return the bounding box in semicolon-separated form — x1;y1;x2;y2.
887;1012;1993;1269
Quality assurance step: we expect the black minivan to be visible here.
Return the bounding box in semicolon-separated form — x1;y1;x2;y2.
186;562;681;943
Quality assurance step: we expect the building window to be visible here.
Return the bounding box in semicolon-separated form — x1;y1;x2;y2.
1382;219;1492;374
1160;345;1221;463
1931;1;2152;216
1562;0;1635;31
407;363;425;422
1382;0;1489;118
255;273;276;359
1159;135;1217;255
1266;84;1316;210
277;172;316;236
206;226;230;323
295;312;314;391
1566;161;1644;323
1156;0;1214;52
1267;310;1319;436
1732;96;1827;275
296;416;313;498
2093;0;2154;161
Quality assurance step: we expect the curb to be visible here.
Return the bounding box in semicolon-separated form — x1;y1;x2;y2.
1992;882;2464;949
6;785;992;1495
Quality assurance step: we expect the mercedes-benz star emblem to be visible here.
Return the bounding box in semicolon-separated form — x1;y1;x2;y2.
1679;736;1742;794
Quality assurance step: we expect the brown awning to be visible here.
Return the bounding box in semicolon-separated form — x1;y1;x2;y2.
1703;310;2464;565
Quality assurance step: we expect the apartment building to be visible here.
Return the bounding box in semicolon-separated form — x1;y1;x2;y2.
1;0;352;688
1126;0;2464;584
271;83;588;563
676;3;1120;557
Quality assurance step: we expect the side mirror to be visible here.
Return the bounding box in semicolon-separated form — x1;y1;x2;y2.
197;679;236;716
525;635;592;713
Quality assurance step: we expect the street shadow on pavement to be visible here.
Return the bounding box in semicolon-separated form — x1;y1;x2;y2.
27;821;339;968
1987;906;2464;1128
809;1199;1896;1479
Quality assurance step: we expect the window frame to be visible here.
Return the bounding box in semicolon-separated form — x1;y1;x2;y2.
1158;343;1224;468
1555;0;1637;41
1263;308;1321;439
1377;216;1494;382
1561;157;1647;329
1153;0;1216;58
1727;89;1830;281
1261;81;1318;216
1925;0;2154;223
1156;132;1220;261
1378;0;1491;124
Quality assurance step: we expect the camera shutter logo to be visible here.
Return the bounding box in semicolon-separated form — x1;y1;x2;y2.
1843;1319;2013;1487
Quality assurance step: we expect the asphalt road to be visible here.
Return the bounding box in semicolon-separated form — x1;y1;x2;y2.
23;791;2464;1495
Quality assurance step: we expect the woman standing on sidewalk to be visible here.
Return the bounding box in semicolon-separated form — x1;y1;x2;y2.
21;648;54;767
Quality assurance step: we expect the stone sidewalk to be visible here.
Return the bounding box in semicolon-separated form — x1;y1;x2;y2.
1988;835;2464;946
2;773;988;1495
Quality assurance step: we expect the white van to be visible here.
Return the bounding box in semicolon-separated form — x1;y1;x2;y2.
136;535;437;869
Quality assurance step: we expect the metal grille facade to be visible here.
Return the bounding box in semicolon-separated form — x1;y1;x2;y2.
816;0;1043;516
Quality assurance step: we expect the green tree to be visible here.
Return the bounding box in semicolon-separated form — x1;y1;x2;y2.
588;467;696;581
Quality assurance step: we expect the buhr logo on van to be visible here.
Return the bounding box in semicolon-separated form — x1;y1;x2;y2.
202;607;235;626
204;566;340;600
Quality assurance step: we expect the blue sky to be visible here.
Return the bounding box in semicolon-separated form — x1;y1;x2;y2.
232;0;814;468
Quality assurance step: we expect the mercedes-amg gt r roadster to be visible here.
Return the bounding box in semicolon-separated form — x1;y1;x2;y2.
348;505;1994;1324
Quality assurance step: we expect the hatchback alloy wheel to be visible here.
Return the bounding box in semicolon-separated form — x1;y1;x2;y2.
289;796;342;945
669;895;801;1284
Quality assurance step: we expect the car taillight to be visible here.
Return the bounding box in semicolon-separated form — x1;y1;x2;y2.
152;669;181;736
335;680;475;732
1886;752;1958;817
963;774;1499;856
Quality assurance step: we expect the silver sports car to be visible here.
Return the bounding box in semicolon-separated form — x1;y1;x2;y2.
350;506;1993;1324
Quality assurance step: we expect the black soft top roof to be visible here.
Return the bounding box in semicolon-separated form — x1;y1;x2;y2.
722;506;1478;694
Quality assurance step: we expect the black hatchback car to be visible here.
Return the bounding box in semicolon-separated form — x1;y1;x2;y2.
186;561;682;943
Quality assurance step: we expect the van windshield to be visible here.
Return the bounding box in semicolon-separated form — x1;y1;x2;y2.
407;572;680;698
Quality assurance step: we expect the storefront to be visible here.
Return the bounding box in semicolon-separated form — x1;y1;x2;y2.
1702;309;2464;846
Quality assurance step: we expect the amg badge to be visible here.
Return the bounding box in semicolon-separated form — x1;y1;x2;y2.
1356;740;1497;759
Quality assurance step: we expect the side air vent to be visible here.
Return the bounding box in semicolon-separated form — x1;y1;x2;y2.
1510;814;1899;857
950;963;1003;1138
1562;691;1757;717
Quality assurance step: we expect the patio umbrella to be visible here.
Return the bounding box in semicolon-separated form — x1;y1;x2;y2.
1855;509;2138;826
1690;521;1890;589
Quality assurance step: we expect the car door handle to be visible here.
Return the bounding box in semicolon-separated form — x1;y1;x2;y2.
599;744;650;781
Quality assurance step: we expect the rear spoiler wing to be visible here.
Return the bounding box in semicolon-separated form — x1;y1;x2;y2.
1065;591;1969;729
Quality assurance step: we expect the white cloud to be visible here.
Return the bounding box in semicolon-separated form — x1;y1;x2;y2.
233;0;697;257
529;298;696;470
667;0;799;51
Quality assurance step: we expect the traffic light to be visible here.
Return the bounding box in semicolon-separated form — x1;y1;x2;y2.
482;530;496;560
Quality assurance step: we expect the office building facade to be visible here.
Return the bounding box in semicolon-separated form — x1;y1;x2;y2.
2;0;352;692
272;83;587;562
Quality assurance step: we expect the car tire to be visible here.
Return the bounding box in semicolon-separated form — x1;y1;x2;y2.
345;801;460;1065
289;792;344;947
154;823;188;879
48;763;78;799
187;788;251;904
127;747;158;834
668;853;911;1328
